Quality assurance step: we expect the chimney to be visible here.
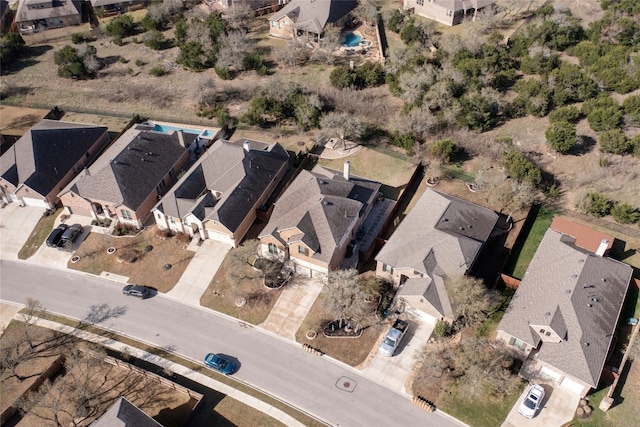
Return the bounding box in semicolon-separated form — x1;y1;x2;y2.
595;239;609;257
243;141;251;152
177;130;185;147
343;160;350;181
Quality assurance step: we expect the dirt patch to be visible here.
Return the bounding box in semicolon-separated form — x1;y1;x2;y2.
68;226;194;293
0;105;50;137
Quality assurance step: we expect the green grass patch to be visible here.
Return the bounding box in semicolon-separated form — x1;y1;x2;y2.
569;387;608;426
18;208;61;259
24;310;324;427
445;165;476;183
438;381;524;427
503;205;554;279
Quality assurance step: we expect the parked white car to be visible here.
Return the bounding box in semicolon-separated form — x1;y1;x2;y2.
518;384;545;418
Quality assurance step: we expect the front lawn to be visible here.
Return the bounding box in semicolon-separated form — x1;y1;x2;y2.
503;205;554;279
68;226;194;293
18;208;61;259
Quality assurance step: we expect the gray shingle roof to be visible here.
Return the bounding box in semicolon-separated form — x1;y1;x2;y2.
93;396;162;427
497;229;632;387
16;0;80;23
63;125;192;211
259;165;380;263
269;0;358;34
0;119;108;196
376;189;498;277
155;139;289;233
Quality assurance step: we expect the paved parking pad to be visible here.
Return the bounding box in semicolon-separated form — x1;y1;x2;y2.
363;316;435;393
0;204;45;260
502;383;580;427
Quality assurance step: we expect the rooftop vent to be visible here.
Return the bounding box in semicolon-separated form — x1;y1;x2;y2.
583;342;590;346
587;303;592;308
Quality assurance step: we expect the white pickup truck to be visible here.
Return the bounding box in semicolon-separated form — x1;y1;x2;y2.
379;319;409;357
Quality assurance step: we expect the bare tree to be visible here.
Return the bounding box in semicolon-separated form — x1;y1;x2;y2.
310;24;340;65
323;269;370;328
215;30;251;71
20;298;45;349
275;39;308;69
319;112;366;149
226;2;253;30
445;275;495;328
353;0;379;27
225;239;262;284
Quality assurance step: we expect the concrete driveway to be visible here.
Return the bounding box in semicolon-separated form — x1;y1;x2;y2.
167;238;231;306
27;212;93;269
0;203;45;260
502;383;580;427
362;314;435;393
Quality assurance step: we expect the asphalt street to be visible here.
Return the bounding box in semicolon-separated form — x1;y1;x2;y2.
0;260;463;427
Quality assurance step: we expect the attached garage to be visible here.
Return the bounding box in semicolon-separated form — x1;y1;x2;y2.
21;197;48;208
560;377;588;396
206;229;235;247
294;264;312;277
539;366;563;383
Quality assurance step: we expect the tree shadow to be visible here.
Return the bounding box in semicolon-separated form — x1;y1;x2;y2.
1;45;54;75
81;303;127;326
569;135;597;156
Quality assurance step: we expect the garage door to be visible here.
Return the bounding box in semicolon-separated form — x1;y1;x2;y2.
295;264;311;277
540;366;563;382
23;197;48;208
560;377;586;395
206;229;234;246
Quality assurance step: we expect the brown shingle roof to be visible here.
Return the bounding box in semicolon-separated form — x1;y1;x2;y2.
551;217;614;254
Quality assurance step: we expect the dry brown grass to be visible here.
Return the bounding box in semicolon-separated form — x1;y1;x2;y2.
200;254;283;325
68;226;194;293
294;290;384;367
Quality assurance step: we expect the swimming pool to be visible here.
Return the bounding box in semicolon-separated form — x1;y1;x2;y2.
146;123;217;139
342;32;362;47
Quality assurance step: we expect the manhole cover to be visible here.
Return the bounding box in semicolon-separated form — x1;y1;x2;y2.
335;376;356;392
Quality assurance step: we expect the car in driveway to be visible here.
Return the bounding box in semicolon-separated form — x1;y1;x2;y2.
58;223;83;249
204;353;235;375
518;384;545;418
122;284;150;299
46;224;68;248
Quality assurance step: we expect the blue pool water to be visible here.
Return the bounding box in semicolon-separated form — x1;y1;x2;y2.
343;32;362;47
149;123;216;139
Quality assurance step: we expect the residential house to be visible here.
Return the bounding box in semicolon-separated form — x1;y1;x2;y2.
259;162;381;278
496;227;633;396
0;119;110;209
153;139;289;247
59;124;194;228
268;0;357;40
93;397;162;427
90;0;147;15
15;0;82;34
375;189;499;324
404;0;495;27
209;0;285;13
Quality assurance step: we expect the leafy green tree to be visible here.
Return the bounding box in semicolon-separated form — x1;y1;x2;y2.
429;139;459;163
400;19;420;44
578;192;613;218
611;203;640;224
587;107;623;132
581;94;618;116
548;106;581;123
512;78;552;117
545;121;576;154
53;45;96;79
502;149;542;187
387;8;405;33
458;89;501;131
550;62;598;106
0;33;26;65
599;129;632;154
330;65;357;89
140;13;162;32
106;14;135;38
623;95;640;125
143;30;170;50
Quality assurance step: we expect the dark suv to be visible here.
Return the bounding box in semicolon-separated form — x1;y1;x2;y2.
58;224;83;249
122;284;150;299
46;224;68;248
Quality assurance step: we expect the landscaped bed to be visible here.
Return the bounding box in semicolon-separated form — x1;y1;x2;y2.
68;226;194;293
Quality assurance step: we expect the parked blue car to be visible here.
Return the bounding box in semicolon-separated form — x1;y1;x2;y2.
204;353;235;375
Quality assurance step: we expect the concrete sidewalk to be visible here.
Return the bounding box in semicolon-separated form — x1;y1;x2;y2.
167;239;231;306
6;309;306;427
260;278;324;340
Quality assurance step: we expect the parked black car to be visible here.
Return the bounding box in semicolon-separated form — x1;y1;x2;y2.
58;223;83;249
122;284;150;299
46;224;68;248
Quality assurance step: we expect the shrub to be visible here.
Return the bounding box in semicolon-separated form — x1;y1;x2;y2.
578;192;613;218
118;249;139;263
548;106;581;123
545;121;576;154
581;94;618;116
71;32;93;44
135;59;146;66
502;149;542;187
149;66;167;76
631;135;640;157
0;33;26;65
599;129;631;154
611;202;640;224
387;8;405;33
330;65;357;89
434;320;447;337
143;30;170;50
429;139;459;163
214;67;233;80
388;132;416;154
54;45;97;79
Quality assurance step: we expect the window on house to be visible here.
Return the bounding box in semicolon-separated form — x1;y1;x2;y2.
509;337;527;351
417;0;424;5
268;243;278;254
169;169;176;180
157;180;166;193
545;332;551;336
272;21;276;27
383;264;393;274
121;209;132;220
298;245;306;255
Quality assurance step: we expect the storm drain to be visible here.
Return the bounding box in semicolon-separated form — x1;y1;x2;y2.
335;376;357;392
